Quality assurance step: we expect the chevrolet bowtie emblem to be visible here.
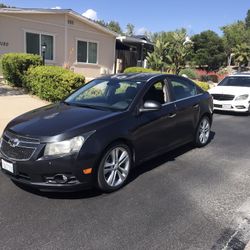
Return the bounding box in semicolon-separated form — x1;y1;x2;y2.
8;138;20;148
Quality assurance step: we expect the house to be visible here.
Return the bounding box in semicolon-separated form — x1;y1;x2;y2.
0;8;118;80
115;35;154;73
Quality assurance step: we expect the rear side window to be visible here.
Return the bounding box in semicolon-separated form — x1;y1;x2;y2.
169;77;197;100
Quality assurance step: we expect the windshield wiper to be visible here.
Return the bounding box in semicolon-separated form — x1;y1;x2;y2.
63;101;112;111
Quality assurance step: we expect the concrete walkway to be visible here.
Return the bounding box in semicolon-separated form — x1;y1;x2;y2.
0;83;49;133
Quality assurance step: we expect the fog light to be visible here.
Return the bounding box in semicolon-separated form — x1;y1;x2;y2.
235;106;246;109
53;174;68;184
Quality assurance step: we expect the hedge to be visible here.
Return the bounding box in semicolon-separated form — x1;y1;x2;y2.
24;66;85;102
199;74;219;83
194;81;210;91
179;68;198;80
1;53;43;87
123;67;157;73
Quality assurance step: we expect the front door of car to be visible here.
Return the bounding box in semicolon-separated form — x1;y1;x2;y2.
132;79;178;162
167;76;201;144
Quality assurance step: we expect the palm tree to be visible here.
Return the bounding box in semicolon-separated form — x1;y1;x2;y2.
166;31;193;74
146;39;169;71
146;29;192;74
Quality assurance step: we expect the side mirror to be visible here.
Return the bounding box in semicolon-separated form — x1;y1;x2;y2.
139;100;161;112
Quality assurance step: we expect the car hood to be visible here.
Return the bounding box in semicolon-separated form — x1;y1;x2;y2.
6;103;121;140
208;86;250;96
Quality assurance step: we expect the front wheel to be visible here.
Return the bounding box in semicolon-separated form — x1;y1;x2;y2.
97;143;132;192
195;116;211;147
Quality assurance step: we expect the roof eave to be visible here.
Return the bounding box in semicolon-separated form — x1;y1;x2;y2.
0;8;118;37
117;36;154;46
68;11;118;37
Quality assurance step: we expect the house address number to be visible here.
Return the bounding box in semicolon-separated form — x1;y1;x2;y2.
0;42;9;47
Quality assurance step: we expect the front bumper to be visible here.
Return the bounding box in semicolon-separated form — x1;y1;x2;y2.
213;100;250;113
0;154;97;192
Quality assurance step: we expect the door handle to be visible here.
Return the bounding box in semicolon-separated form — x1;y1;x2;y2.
168;113;176;118
193;104;199;110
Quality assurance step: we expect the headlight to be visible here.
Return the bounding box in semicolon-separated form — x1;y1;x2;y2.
44;131;95;157
235;94;249;101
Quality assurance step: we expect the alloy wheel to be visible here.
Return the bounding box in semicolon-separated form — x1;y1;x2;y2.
198;117;210;144
103;147;130;187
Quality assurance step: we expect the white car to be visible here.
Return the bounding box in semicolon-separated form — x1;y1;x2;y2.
209;73;250;113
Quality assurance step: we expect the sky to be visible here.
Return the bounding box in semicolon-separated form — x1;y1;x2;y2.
1;0;250;35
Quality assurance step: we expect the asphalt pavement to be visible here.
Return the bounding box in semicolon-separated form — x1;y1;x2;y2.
0;112;250;250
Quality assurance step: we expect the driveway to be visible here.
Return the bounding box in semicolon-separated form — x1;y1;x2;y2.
0;83;48;133
0;108;250;249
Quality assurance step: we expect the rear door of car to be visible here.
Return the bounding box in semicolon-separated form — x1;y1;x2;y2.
167;76;202;144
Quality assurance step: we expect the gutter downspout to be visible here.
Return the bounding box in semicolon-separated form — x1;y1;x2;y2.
64;14;68;64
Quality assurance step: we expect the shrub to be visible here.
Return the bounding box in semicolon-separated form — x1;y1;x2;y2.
179;68;198;80
194;81;210;91
1;53;43;87
24;66;85;102
0;56;3;76
123;67;157;73
200;74;218;83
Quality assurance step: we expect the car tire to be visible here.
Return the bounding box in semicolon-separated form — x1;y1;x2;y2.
194;116;211;147
96;143;132;192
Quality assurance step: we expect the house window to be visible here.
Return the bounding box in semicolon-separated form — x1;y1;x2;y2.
77;40;98;64
26;32;54;60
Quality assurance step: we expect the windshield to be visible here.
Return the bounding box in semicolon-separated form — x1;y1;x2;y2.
65;79;143;111
219;76;250;87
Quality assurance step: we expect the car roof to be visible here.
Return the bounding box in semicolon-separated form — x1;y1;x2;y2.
96;73;174;82
229;72;250;77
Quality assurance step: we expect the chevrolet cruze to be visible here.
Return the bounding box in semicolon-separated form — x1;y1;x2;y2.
0;74;213;192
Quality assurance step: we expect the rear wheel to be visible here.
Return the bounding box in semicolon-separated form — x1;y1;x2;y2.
97;143;131;192
195;116;211;147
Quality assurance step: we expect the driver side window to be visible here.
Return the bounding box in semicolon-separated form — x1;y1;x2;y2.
143;81;168;105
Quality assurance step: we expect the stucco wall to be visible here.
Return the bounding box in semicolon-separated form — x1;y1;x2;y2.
0;12;116;79
0;13;65;65
67;15;116;78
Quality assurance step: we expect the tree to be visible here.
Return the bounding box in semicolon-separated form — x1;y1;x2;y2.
246;9;250;29
95;20;123;34
126;23;135;36
95;19;107;27
0;2;15;8
0;3;8;8
107;21;123;34
166;29;193;74
146;39;169;71
221;21;249;64
147;29;192;74
232;43;250;71
192;30;226;71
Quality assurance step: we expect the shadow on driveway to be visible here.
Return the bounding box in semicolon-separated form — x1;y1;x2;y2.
129;131;215;184
214;110;249;117
0;83;27;96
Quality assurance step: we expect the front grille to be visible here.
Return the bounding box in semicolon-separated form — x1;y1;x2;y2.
1;140;36;161
0;131;39;161
212;94;235;101
214;104;222;108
